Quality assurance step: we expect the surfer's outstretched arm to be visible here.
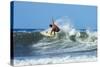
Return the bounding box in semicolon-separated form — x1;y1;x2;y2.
52;18;55;25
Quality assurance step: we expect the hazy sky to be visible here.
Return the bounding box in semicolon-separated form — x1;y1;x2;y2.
12;1;97;29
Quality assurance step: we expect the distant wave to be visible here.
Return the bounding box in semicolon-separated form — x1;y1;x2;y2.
13;29;44;32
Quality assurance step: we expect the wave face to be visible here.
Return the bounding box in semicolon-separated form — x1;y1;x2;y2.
13;17;97;66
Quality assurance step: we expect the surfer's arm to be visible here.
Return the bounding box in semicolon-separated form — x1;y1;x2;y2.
53;21;54;25
52;18;55;25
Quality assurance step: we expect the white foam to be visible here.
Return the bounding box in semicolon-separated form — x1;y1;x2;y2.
14;55;97;66
56;17;97;43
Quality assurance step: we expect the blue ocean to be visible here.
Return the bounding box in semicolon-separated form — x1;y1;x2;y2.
12;25;97;66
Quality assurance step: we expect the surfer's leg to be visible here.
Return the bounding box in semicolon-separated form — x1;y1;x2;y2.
54;31;55;35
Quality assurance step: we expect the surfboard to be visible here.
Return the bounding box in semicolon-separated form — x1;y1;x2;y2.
40;28;57;37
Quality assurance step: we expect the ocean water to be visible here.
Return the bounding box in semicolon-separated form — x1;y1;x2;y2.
12;26;97;66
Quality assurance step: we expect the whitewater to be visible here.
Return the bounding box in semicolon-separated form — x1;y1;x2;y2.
12;17;97;66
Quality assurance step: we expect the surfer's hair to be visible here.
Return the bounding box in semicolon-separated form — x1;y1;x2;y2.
49;24;52;27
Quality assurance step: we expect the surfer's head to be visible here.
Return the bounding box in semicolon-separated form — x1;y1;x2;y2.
49;24;52;27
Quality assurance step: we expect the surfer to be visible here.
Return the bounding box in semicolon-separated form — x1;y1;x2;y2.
49;18;60;35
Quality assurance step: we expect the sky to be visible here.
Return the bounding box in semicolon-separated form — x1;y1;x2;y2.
12;1;97;29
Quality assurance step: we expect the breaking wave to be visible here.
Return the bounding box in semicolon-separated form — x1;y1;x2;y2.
13;17;97;66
